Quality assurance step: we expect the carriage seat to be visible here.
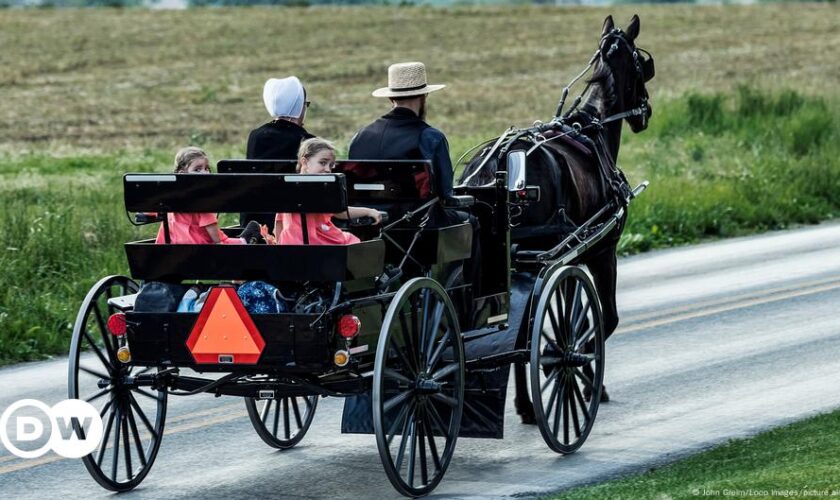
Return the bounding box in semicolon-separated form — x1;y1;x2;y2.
122;172;384;283
214;159;474;266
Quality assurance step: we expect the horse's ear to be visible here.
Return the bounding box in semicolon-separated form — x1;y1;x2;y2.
626;14;640;41
601;15;615;36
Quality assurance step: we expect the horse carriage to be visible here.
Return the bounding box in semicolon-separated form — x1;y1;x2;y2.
67;15;653;498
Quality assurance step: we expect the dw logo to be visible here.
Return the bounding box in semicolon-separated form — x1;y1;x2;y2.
0;399;104;459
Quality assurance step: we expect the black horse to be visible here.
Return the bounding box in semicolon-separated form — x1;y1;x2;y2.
458;15;654;419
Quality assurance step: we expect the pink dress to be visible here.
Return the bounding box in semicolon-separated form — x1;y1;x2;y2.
155;213;242;245
276;213;360;245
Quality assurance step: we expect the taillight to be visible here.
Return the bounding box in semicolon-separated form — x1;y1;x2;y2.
107;313;127;337
338;315;361;339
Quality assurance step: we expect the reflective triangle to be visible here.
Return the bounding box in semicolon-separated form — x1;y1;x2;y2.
186;287;265;364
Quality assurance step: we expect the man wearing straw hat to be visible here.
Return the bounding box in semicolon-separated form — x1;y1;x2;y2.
349;61;480;292
348;61;454;201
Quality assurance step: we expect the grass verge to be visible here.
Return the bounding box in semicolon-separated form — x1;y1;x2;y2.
549;408;840;500
617;85;840;253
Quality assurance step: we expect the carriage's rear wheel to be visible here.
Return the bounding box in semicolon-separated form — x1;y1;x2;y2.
529;266;605;454
68;276;167;492
244;395;318;449
373;278;465;497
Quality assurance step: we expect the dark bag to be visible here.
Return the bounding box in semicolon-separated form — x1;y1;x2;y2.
134;282;187;312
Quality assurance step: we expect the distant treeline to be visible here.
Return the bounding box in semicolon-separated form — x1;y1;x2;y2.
2;0;836;8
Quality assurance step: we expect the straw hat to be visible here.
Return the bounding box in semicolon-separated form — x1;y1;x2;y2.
372;62;446;98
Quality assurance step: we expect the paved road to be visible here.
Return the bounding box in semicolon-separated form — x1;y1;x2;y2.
2;222;840;499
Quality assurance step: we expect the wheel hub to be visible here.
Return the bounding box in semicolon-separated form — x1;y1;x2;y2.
561;351;594;368
414;376;442;394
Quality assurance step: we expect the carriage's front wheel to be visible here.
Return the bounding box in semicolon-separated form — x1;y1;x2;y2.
529;266;605;454
68;275;167;492
373;278;465;497
244;395;318;449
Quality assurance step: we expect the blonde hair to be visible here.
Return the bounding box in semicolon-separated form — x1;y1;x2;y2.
173;147;208;173
296;138;335;172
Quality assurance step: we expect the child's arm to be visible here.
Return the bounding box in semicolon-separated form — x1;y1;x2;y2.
274;214;284;238
204;223;245;245
335;206;382;224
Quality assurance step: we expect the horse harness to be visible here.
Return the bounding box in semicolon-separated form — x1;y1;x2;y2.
552;28;655;209
460;28;654;234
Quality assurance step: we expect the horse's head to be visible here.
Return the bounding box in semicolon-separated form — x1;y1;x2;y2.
594;15;655;133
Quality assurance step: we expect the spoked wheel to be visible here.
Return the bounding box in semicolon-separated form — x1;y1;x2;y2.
68;275;167;492
373;278;465;497
244;395;318;449
529;266;605;454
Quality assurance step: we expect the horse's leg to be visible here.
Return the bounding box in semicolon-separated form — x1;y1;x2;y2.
582;243;619;403
513;362;536;424
586;244;619;339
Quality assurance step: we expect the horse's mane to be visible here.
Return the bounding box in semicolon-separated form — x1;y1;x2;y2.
581;59;616;112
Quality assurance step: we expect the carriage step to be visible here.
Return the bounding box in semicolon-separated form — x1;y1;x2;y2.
465;349;529;369
107;293;138;312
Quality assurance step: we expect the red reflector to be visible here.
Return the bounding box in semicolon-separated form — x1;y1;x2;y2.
107;313;127;337
338;315;361;339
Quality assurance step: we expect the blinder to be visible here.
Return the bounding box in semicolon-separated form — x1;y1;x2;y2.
637;48;655;82
601;29;654;83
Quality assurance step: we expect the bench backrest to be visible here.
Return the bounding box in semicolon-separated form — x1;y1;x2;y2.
123;173;348;214
214;159;435;203
216;159;297;174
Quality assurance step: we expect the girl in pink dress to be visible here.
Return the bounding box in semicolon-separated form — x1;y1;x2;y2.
155;147;259;245
274;138;381;245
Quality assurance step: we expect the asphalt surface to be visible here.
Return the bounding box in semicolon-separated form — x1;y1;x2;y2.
2;222;840;499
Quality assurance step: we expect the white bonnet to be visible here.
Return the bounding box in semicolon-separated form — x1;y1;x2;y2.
263;76;305;119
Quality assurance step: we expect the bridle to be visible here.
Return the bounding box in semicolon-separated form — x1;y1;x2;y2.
555;28;655;128
596;29;655;128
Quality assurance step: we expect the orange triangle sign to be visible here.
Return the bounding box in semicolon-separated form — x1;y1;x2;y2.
186;287;265;364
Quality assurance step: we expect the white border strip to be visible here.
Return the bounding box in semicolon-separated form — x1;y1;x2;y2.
354;184;386;191
487;314;509;324
125;175;176;182
285;175;337;183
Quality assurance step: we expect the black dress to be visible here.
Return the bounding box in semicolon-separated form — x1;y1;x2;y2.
242;120;315;228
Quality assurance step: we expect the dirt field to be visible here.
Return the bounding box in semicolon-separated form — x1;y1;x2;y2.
1;4;838;153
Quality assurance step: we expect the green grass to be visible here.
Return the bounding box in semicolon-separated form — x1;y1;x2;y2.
0;149;244;364
616;86;840;253
549;408;840;499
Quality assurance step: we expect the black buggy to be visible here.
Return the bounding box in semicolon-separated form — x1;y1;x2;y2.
69;152;646;497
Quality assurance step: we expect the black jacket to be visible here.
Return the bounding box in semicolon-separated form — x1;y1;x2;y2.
348;107;453;198
246;120;314;160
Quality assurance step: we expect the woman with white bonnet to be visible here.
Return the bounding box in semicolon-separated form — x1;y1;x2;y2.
244;76;315;228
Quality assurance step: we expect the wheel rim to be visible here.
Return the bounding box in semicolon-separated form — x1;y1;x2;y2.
68;276;167;492
530;266;605;454
245;395;318;449
373;278;464;497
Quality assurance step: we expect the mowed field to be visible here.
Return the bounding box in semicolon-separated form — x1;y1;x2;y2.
0;4;838;151
1;4;840;363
